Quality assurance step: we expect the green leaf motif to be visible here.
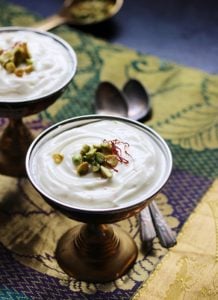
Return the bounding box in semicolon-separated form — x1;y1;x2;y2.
154;104;218;151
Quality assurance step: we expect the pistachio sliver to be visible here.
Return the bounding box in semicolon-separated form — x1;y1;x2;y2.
100;165;112;178
26;58;33;65
84;147;97;161
95;151;105;164
105;154;118;168
25;64;34;73
0;41;34;77
71;140;129;179
101;142;112;154
52;153;64;164
14;68;24;77
5;61;16;73
80;144;90;155
72;154;82;166
92;162;100;173
77;161;89;176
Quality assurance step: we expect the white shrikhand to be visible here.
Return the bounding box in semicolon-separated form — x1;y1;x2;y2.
0;30;75;100
30;120;167;210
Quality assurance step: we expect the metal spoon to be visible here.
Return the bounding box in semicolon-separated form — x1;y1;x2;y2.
123;79;152;121
139;205;157;251
95;81;128;117
149;201;177;248
34;0;124;31
95;80;176;249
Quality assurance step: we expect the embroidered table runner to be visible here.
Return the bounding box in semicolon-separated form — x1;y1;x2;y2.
0;1;217;299
133;180;218;299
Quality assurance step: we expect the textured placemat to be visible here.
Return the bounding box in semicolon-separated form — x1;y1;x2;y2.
133;179;218;300
0;1;217;299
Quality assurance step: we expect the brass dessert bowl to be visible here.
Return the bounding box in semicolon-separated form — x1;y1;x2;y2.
26;115;172;282
0;27;77;177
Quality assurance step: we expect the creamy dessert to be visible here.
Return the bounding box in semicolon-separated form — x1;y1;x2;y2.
29;119;169;210
0;29;76;101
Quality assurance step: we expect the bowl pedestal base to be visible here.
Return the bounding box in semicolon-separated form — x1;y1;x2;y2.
56;223;138;282
0;118;33;177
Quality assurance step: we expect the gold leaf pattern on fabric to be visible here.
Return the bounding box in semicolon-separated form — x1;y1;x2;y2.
133;179;218;300
155;104;218;150
56;31;84;49
77;52;95;70
45;98;70;119
74;72;96;90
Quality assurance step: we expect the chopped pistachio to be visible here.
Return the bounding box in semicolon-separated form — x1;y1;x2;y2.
14;50;24;66
93;144;101;150
92;162;100;173
84;147;97;160
26;58;33;65
101;142;112;149
0;51;13;64
100;165;112;178
72;154;82;166
95;151;105;164
105;154;118;168
72;140;126;179
77;161;89;176
80;144;90;155
5;61;15;73
101;142;112;154
0;41;34;77
52;153;64;164
24;64;34;73
14;43;30;64
14;68;24;77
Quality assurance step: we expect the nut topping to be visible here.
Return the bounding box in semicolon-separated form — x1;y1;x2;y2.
0;41;34;76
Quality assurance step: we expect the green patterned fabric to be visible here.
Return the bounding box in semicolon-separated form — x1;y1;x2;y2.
0;1;217;299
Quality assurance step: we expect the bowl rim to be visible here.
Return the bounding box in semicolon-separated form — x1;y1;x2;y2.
0;26;77;103
26;114;173;215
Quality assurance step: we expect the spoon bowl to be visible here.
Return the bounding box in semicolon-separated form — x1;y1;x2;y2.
95;81;128;117
35;0;124;31
123;79;152;121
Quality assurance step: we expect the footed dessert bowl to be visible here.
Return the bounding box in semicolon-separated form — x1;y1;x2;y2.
26;115;173;282
0;26;77;177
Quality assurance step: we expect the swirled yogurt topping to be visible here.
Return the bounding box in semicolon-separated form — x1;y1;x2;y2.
0;30;76;101
30;120;167;209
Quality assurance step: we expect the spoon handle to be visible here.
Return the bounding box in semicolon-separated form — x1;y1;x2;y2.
140;206;156;243
149;201;177;248
34;15;67;31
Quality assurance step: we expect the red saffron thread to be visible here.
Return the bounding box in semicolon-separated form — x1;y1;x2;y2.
103;139;131;166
